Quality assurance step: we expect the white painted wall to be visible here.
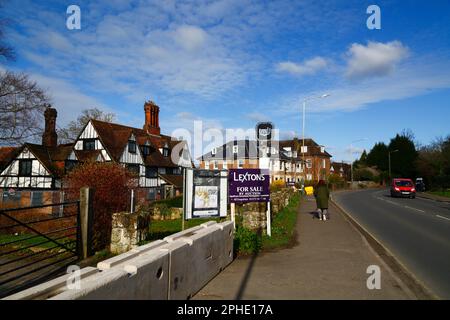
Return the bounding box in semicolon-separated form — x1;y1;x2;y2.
0;148;53;188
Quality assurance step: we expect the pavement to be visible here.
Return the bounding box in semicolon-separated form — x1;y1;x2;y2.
333;189;450;299
193;194;412;300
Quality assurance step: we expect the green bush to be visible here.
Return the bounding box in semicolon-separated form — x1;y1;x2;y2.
233;226;262;255
152;195;183;208
353;168;375;181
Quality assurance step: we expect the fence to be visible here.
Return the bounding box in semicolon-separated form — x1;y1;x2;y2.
0;187;94;298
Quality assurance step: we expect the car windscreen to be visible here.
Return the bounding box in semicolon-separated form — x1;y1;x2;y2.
395;180;413;187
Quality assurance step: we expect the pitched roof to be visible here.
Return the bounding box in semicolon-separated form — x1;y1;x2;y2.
160;174;183;188
330;162;351;172
0;147;20;171
24;143;74;178
199;140;259;161
74;150;104;162
279;139;332;158
199;138;332;160
89;119;184;168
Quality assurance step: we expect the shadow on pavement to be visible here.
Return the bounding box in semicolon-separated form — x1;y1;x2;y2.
234;227;262;300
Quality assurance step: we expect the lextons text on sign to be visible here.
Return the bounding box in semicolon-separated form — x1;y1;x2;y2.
229;169;270;203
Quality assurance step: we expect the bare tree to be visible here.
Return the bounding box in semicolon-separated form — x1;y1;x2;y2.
58;108;116;143
0;71;50;146
0;1;15;61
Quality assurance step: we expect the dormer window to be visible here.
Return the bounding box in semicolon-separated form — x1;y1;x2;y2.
233;145;238;154
301;146;308;154
212;147;217;156
320;146;325;153
162;142;169;157
142;144;150;156
128;140;136;154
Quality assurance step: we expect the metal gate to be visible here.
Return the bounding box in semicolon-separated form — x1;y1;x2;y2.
0;200;81;298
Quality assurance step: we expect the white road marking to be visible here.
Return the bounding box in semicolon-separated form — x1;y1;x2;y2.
404;206;425;213
436;215;450;221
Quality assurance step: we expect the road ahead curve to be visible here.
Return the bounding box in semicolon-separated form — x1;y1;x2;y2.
333;189;450;299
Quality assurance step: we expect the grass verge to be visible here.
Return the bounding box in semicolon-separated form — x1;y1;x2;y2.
262;193;300;250
146;217;225;242
234;193;301;256
428;190;450;198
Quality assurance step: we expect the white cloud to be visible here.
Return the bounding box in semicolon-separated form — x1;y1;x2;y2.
246;112;269;122
173;25;208;51
276;57;328;76
268;57;450;116
345;41;409;80
29;74;113;127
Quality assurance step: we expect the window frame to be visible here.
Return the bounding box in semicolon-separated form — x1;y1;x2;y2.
83;139;96;151
19;159;32;176
145;166;158;178
127;163;140;175
128;140;137;154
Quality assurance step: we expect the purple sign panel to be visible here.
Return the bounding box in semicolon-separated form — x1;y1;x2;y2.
229;169;270;203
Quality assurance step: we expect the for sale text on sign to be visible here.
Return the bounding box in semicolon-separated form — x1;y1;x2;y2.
229;169;270;203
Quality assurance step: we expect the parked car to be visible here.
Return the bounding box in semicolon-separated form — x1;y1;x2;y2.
415;177;426;192
391;178;416;198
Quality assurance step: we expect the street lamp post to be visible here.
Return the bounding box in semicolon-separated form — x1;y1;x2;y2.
388;149;399;180
301;93;330;182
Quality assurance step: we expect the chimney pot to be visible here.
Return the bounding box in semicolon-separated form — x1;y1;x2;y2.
143;100;160;135
42;106;58;148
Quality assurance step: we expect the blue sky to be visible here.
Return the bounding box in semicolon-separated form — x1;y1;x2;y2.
1;0;450;162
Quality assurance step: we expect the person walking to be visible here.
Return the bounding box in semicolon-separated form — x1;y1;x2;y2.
314;180;330;221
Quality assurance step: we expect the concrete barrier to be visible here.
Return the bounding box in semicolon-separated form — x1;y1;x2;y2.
3;221;234;300
2;267;98;300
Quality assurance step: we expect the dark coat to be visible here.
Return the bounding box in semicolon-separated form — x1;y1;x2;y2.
314;184;330;209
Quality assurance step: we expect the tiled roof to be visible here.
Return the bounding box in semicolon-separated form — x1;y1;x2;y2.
25;143;74;178
90;119;184;168
279;139;332;158
160;174;183;188
75;150;104;162
145;148;178;168
199;138;332;160
0;147;20;171
330;162;351;172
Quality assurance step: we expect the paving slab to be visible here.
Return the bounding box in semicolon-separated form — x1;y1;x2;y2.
194;195;412;300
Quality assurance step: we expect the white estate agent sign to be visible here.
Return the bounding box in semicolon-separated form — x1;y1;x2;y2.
183;168;228;219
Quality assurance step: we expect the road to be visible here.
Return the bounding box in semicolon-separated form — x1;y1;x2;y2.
333;189;450;299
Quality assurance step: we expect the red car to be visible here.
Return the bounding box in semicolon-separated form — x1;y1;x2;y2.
390;178;416;198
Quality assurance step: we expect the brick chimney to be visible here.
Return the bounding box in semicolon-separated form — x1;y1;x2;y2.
143;100;160;135
42;106;58;148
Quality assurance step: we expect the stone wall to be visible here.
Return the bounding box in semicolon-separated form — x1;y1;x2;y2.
110;212;150;254
150;207;183;221
237;188;296;233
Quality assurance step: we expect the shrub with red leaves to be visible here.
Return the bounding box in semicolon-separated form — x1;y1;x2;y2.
63;162;138;251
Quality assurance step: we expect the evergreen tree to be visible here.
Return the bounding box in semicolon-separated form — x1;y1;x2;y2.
367;142;389;171
388;133;418;178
